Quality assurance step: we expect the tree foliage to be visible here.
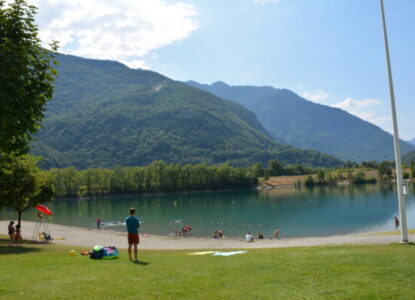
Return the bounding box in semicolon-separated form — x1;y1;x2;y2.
0;0;58;155
187;81;415;162
0;155;54;227
31;54;342;169
377;161;393;179
45;161;260;197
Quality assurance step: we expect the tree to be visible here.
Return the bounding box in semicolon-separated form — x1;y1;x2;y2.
378;161;392;179
352;172;365;184
0;0;58;155
251;163;264;177
268;160;284;176
0;156;54;228
305;175;315;187
317;170;325;183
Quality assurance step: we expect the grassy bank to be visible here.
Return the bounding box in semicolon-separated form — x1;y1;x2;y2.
1;238;415;299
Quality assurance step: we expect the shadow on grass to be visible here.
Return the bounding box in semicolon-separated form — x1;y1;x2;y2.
132;260;150;266
0;238;43;255
0;245;41;255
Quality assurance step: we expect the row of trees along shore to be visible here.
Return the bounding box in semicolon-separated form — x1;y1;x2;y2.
46;160;315;197
45;159;415;197
301;161;415;187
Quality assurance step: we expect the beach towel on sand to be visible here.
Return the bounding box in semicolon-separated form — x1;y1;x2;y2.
213;251;247;256
187;251;219;256
187;251;247;256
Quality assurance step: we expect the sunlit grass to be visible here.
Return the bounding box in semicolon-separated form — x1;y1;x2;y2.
1;237;415;299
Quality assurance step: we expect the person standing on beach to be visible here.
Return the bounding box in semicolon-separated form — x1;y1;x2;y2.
394;216;399;229
125;208;140;261
96;217;102;229
8;221;15;245
274;227;280;239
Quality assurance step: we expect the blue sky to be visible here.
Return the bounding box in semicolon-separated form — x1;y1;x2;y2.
30;0;415;139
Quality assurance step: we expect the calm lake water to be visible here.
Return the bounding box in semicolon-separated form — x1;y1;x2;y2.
2;183;415;238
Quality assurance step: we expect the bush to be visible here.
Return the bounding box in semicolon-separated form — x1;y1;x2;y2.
305;175;315;187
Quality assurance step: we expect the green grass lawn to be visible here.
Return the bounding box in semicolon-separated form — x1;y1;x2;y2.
1;238;414;300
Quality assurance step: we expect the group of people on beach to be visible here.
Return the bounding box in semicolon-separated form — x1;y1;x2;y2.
8;208;403;264
213;229;225;239
7;221;22;246
170;225;193;236
243;227;280;242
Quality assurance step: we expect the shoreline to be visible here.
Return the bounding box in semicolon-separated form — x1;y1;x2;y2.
1;221;413;250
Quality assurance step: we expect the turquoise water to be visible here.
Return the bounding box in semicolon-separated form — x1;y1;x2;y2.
1;183;414;238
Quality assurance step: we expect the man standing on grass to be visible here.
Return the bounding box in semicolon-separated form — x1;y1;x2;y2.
125;208;140;261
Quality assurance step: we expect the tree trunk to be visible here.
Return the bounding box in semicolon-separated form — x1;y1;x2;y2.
17;211;22;227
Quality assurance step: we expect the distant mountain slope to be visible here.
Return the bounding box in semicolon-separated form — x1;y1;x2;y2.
403;150;415;163
408;138;415;146
31;54;342;169
186;81;414;162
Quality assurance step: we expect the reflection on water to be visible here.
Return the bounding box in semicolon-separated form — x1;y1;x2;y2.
1;183;414;238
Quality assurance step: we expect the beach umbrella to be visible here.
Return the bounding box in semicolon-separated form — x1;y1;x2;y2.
36;205;53;216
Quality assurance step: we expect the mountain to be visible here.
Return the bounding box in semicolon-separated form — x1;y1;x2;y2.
186;81;415;162
403;150;415;164
31;54;342;169
408;138;415;146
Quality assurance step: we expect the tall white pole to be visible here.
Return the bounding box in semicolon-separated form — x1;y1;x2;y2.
380;0;409;243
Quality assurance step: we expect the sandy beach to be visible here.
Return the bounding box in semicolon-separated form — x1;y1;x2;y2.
1;221;413;250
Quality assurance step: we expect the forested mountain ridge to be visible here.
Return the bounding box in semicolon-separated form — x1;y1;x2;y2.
408;138;415;146
186;81;415;162
403;150;415;164
31;54;342;169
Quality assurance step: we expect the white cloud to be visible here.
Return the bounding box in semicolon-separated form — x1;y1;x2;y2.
301;91;329;103
253;0;280;4
30;0;199;68
333;98;390;127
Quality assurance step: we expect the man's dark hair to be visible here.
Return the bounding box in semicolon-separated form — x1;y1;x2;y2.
130;208;136;215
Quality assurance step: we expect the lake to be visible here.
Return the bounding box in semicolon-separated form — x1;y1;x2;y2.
1;183;414;238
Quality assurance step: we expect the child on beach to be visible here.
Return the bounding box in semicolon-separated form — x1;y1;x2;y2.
14;224;22;246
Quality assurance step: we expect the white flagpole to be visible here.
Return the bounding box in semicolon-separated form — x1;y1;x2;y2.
379;0;409;243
